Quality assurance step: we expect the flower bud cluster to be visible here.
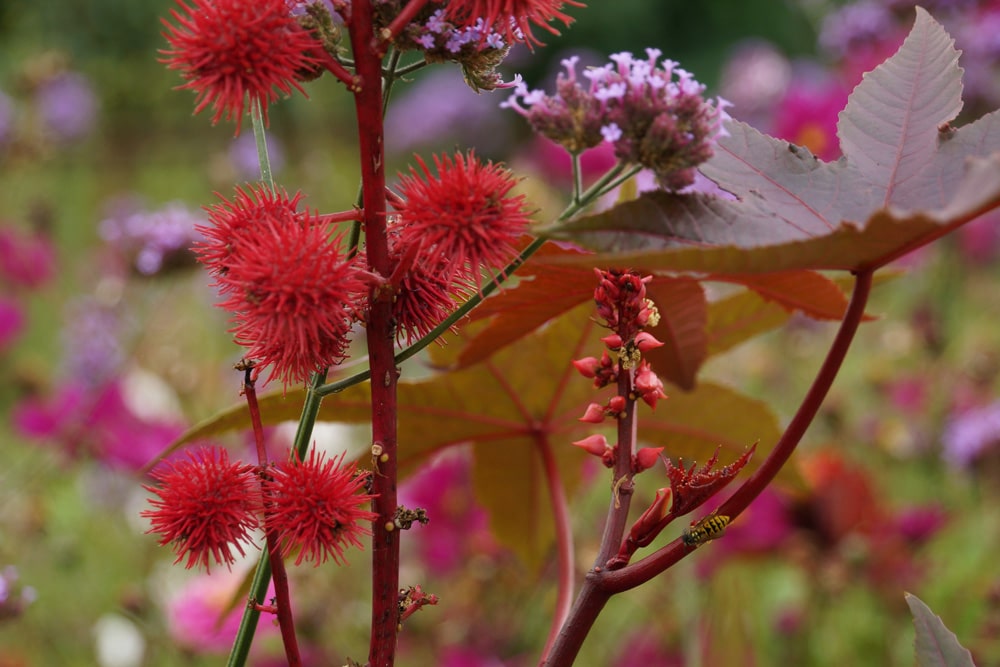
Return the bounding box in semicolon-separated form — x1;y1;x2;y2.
593;268;662;370
503;49;732;189
573;269;668;469
379;6;517;91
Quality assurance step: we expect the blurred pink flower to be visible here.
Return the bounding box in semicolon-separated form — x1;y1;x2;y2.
398;449;500;574
166;569;277;653
611;632;682;667
0;225;56;289
771;70;848;161
0;296;24;352
957;213;1000;264
525;136;617;188
886;375;928;415
441;646;506;667
13;377;186;471
693;489;795;577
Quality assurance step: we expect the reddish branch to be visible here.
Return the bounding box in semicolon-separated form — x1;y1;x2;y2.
347;3;400;666
242;365;301;667
542;270;874;665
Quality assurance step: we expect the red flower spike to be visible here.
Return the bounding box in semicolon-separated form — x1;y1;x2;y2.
593;269;655;345
633;446;664;473
141;448;261;572
634;361;667;409
195;185;367;386
391;151;534;284
267;450;377;567
579;402;607;424
160;0;324;135
665;444;757;517
445;0;584;48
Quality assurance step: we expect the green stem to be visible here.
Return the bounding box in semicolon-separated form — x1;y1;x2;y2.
251;102;275;192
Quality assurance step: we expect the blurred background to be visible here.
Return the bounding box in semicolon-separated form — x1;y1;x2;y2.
1;0;999;665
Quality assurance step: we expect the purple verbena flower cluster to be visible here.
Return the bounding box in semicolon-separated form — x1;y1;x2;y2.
99;201;205;275
942;400;1000;468
503;49;731;189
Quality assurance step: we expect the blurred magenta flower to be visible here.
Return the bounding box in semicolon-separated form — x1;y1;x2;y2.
398;449;500;574
0;296;24;353
886;374;929;415
441;645;507;667
693;489;795;577
894;504;949;544
611;632;682;667
13;376;186;471
957;213;1000;264
0;225;56;289
771;68;848;161
166;569;277;653
36;71;98;142
525;136;617;188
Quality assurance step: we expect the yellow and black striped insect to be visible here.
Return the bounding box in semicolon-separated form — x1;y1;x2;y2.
682;513;731;547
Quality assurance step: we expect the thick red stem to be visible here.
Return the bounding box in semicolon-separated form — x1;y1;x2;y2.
243;369;301;667
348;4;399;666
543;364;636;666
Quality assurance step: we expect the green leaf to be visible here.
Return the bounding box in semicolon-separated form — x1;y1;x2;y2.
907;592;977;667
546;9;1000;275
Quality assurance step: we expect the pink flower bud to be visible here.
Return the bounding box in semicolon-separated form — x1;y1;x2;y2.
634;332;664;352
635;362;667;408
633;447;664;472
608;395;626;415
572;357;600;378
601;333;623;350
572;434;610;457
579;403;607;424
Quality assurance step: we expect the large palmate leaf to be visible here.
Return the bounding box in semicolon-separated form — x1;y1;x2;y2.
170;305;783;567
546;8;1000;275
454;246;858;389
